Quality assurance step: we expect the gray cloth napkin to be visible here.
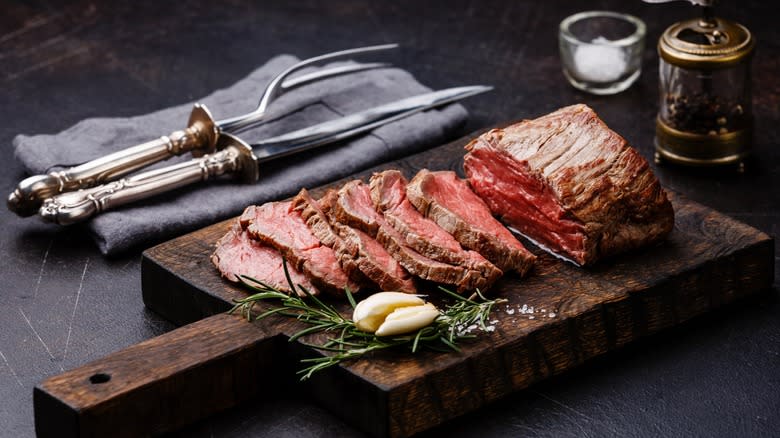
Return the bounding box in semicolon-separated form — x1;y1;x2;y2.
13;55;468;255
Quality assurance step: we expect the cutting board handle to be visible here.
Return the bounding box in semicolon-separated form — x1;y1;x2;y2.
34;312;282;438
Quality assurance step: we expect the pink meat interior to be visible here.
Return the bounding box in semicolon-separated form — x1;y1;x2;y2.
379;173;464;254
421;171;529;253
465;142;587;263
212;224;313;291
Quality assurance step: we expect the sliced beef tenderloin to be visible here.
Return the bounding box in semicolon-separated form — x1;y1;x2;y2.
406;169;536;275
370;170;502;285
240;202;359;295
334;223;417;293
291;189;370;288
292;189;340;248
464;104;674;266
331;180;383;236
317;189;340;222
211;221;317;296
336;178;496;292
375;224;487;292
314;189;417;293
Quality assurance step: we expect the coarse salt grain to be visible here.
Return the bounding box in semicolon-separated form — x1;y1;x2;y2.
518;305;534;315
573;36;627;83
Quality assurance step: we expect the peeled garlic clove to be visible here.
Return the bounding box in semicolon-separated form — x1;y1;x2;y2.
375;303;439;337
353;292;425;333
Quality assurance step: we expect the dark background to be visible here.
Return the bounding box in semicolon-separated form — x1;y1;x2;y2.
1;1;777;437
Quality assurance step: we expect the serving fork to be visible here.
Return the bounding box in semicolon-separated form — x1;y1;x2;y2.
8;44;398;216
8;44;491;225
37;85;490;225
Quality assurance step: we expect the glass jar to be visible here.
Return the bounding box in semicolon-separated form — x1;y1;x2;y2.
559;11;646;95
655;15;755;170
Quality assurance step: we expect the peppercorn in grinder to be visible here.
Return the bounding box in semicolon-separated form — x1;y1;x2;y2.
652;0;754;171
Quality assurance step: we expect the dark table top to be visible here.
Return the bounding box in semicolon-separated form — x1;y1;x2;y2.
1;1;777;437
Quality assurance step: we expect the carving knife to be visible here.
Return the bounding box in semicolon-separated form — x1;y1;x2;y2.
38;85;492;225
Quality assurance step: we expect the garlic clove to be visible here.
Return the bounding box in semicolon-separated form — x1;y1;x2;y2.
352;292;425;333
375;303;440;337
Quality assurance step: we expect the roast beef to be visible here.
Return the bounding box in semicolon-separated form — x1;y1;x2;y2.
293;188;416;293
210;222;317;296
240;202;359;295
370;170;502;284
331;179;383;236
375;224;486;291
334;179;493;293
406;169;536;275
464;104;674;266
335;223;417;293
291;189;371;288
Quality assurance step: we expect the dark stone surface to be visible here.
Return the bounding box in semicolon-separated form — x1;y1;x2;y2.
0;1;777;437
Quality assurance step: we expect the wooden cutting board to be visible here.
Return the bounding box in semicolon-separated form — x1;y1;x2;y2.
33;132;774;438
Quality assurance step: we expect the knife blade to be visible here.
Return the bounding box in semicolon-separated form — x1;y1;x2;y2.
249;85;492;162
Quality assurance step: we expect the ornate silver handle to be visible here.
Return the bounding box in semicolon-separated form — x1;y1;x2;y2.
38;133;258;225
8;104;219;217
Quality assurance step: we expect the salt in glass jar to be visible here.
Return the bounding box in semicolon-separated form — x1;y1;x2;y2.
559;11;646;95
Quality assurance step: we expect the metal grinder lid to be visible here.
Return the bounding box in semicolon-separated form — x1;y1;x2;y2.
659;16;754;69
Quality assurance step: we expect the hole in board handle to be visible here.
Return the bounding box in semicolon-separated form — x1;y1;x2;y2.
89;373;111;384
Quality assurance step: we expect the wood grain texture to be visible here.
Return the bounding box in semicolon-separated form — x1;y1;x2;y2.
34;312;283;438
35;132;774;437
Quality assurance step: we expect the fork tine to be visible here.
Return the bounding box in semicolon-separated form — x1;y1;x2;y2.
217;44;398;132
258;44;398;114
279;43;398;70
281;62;390;91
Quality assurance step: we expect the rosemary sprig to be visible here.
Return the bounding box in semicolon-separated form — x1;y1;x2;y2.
230;268;507;380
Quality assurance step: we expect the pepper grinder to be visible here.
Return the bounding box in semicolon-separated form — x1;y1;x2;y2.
647;0;754;172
